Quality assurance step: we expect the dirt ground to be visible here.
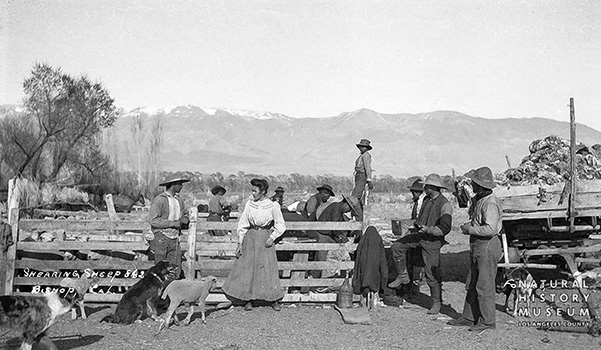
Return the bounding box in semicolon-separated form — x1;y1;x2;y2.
2;202;601;349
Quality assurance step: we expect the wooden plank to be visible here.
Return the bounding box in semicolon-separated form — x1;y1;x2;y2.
187;207;198;280
15;260;154;270
575;257;601;264
497;263;557;269
104;194;118;220
291;253;308;293
17;241;148;251
195;243;357;251
14;277;139;287
195;260;355;270
196;221;363;231
502;209;601;220
19;220;149;231
14;292;360;304
523;244;601;256
3;179;19;295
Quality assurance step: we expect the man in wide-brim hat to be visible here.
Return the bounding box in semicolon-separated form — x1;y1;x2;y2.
208;185;231;236
148;174;191;277
389;173;452;315
270;186;286;208
351;139;374;203
302;184;335;219
449;166;502;332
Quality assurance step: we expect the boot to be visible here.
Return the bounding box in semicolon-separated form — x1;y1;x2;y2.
272;301;281;311
244;301;252;311
427;284;442;315
388;259;410;289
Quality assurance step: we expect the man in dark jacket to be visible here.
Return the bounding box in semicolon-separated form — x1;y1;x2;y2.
309;195;361;279
388;173;452;315
448;166;502;331
302;184;334;219
148;174;190;277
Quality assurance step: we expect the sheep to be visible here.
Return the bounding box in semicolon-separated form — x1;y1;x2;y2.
59;271;100;319
158;276;217;332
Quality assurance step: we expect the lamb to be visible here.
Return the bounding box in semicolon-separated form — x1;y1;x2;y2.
158;276;218;332
59;270;100;319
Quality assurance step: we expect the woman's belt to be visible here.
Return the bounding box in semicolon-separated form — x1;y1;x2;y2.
249;221;274;230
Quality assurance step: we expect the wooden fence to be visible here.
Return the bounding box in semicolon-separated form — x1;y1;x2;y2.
1;179;368;303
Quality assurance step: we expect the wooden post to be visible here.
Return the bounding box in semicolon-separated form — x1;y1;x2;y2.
104;194;117;220
3;178;20;295
568;98;577;233
501;233;510;264
187;207;198;280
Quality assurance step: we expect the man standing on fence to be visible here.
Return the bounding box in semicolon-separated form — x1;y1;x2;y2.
448;166;502;332
148;174;190;277
351;139;374;204
388;173;452;315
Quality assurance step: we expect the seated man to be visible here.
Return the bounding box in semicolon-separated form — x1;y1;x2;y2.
309;195;362;279
388;174;452;315
302;184;334;220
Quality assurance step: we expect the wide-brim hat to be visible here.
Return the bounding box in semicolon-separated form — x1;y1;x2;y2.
407;179;424;192
159;174;191;187
316;184;335;196
356;139;372;150
275;186;285;193
211;185;226;195
424;173;447;189
343;195;363;218
469;166;497;190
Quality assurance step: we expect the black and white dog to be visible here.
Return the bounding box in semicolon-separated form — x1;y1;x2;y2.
0;292;71;350
502;267;536;317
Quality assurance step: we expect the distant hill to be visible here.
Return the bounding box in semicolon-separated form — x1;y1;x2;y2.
110;107;601;178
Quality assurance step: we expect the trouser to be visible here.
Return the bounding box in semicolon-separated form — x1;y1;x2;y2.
351;172;367;201
153;232;182;278
391;234;443;300
461;236;503;325
310;232;336;278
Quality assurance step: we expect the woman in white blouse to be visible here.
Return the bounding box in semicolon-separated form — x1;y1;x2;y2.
222;178;286;311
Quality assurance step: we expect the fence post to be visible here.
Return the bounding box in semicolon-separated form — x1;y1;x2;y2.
187;207;198;280
3;178;20;295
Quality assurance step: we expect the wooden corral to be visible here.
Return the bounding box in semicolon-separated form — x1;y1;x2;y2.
1;179;367;304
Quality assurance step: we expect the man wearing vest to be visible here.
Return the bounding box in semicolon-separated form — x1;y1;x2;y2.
148;174;190;278
388;173;452;314
351;139;374;203
448;166;502;331
302;184;334;220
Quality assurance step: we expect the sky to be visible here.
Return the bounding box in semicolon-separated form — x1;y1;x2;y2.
1;0;601;131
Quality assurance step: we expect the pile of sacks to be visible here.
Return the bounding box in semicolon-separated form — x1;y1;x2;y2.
500;135;601;186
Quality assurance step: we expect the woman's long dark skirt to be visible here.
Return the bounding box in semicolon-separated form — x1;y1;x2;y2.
222;229;284;302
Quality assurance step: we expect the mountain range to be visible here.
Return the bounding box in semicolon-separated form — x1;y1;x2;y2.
111;106;601;178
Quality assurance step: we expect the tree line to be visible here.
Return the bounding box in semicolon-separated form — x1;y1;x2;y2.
1;64;449;202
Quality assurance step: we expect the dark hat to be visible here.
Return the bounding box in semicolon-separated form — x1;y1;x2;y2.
424;173;446;189
407;179;424;192
275;186;285;193
343;195;363;218
469;166;497;190
356;139;372;150
316;184;335;196
211;185;226;195
159;174;190;187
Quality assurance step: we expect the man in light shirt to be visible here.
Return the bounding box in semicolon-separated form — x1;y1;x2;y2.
148;174;190;277
351;139;374;203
